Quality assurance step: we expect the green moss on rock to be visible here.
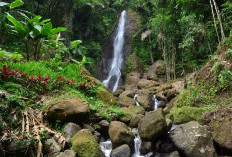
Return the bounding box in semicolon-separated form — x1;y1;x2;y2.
97;87;116;106
168;106;203;124
71;129;103;157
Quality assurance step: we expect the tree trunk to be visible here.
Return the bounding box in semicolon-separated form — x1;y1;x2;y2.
209;0;220;44
149;35;154;64
212;0;225;39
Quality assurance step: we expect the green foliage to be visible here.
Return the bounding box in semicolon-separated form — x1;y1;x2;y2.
0;48;23;61
218;69;232;90
5;7;66;60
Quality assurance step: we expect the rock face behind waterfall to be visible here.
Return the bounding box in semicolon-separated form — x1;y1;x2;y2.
95;10;140;87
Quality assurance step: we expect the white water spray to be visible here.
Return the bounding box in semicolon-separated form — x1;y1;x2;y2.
103;10;127;92
153;95;160;110
99;139;112;157
134;94;140;106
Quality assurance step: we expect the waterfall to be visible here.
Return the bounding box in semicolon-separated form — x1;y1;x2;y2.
99;139;112;157
134;94;140;106
153;95;160;110
103;10;127;92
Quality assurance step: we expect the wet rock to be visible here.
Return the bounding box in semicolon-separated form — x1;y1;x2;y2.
169;121;217;157
166;118;173;131
124;72;141;90
113;87;125;97
46;98;90;123
138;109;167;141
117;95;136;107
156;151;180;157
57;150;76;157
129;114;144;128
138;79;160;89
210;116;232;153
137;93;153;110
154;138;175;153
140;141;153;155
83;124;95;133
97;87;116;106
44;138;61;157
147;60;166;81
99;120;110;135
71;129;104;157
94;131;101;143
159;101;166;108
64;122;81;143
110;144;131;157
109;121;134;148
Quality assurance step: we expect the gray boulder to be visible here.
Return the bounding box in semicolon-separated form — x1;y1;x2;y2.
110;144;131;157
64;122;81;143
169;121;217;157
138;109;167;141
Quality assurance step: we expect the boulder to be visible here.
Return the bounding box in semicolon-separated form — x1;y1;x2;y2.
71;129;103;157
140;141;153;155
129;114;144;128
83;124;95;133
117;95;136;107
7;139;33;152
119;90;135;98
110;144;131;157
57;150;76;157
138;109;167;141
99;120;110;135
166;118;173;131
109;121;134;148
156;151;180;157
119;106;145;123
147;60;166;81
64;122;81;143
137;94;152;110
44;138;61;157
138;79;159;89
124;72;141;90
169;121;217;157
97;87;116;106
210;116;232;152
113;87;125;97
46;99;90;123
94;131;101;143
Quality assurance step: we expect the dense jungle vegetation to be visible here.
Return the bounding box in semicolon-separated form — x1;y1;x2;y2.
0;0;231;157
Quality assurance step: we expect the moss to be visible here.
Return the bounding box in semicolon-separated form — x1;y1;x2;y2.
97;87;116;106
71;129;103;157
168;106;203;124
119;106;145;123
175;89;191;107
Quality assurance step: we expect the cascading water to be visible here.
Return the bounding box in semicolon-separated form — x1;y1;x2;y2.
134;94;140;106
103;10;127;92
153;95;160;110
99;139;112;157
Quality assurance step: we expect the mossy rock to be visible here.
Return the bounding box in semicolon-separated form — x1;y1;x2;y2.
71;129;104;157
119;106;145;123
168;106;203;124
97;87;116;106
138;109;167;141
117;95;136;107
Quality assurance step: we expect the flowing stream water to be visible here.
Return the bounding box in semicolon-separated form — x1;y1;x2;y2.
103;10;127;92
99;139;112;157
